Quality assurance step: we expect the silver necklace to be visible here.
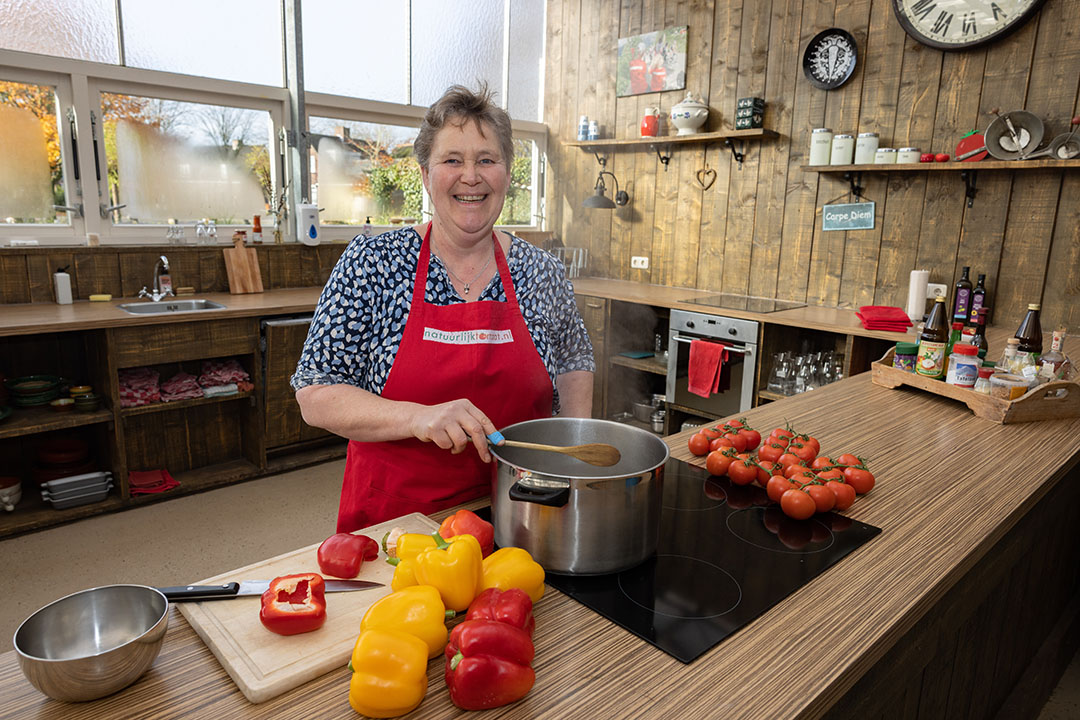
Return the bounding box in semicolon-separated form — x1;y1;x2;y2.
433;240;494;297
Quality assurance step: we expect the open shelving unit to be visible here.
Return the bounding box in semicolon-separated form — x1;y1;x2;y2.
568;128;780;168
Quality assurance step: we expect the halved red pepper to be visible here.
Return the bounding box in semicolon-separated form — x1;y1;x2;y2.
259;573;327;636
444;619;535;710
465;587;535;636
317;532;379;578
439;509;495;558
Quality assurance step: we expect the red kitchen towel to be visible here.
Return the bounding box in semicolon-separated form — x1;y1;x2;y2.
128;469;179;495
856;306;913;331
688;339;730;398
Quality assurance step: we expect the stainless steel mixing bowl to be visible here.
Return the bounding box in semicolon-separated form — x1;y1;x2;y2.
13;584;169;702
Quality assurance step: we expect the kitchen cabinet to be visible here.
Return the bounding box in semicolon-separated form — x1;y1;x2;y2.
261;317;331;451
575;294;608;419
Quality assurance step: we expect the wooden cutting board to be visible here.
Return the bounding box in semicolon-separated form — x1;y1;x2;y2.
222;239;264;294
177;513;438;703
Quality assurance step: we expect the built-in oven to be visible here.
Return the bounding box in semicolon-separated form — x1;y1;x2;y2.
666;309;759;420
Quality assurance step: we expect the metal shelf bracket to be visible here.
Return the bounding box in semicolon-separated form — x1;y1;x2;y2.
724;138;746;168
652;145;672;171
843;171;864;199
960;169;978;208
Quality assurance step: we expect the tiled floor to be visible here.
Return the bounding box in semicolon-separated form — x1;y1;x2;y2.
3;458;1077;717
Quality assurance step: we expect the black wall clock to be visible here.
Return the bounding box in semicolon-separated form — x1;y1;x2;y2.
892;0;1050;51
802;28;858;90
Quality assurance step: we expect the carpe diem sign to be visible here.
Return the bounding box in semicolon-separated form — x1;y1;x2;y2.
822;201;875;231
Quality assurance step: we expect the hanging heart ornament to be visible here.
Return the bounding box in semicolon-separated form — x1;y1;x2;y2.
695;167;717;190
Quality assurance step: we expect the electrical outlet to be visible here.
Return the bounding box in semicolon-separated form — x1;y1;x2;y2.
631;256;649;269
926;283;947;299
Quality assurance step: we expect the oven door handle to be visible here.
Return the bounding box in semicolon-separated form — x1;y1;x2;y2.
672;335;753;355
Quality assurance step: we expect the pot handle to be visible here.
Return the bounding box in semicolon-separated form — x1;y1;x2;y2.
509;480;570;508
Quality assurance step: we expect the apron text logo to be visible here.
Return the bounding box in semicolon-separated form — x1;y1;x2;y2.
422;328;514;345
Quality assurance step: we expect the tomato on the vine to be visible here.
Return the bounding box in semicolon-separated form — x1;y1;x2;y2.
687;432;710;456
705;449;734;477
843;467;876;494
798;435;821;455
826;480;856;511
727;455;758;486
804;483;836;513
784;462;810;479
709;436;735;453
815;468;844;482
754;459;773;485
724;419;745;430
770;427;794;442
723;432;748;453
758;442;786;463
810;456;836;471
738;428;761;452
836;453;861;467
788;442;817;463
700;427;722;440
766;475;798;503
780;488;816;520
777;452;803;470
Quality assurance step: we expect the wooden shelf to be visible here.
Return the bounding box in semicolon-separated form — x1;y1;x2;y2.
800;159;1080;172
119;390;253;417
0;489;124;539
0;405;114;440
567;128;779;149
610;354;667;375
757;389;787;402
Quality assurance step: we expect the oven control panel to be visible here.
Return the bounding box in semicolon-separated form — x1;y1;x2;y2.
670;309;759;344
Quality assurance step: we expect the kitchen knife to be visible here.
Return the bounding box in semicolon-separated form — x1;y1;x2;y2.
158;579;383;602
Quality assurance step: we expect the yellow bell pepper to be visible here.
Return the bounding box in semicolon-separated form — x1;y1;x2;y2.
393;532;439;562
480;547;546;603
391;533;483;612
348;628;429;718
360;585;453;658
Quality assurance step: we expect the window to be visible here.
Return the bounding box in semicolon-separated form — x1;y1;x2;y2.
101;92;275;225
0;0;119;64
308;117;421;227
498;139;537;226
0;78;70;225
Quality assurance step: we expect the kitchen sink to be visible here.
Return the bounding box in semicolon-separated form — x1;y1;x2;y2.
117;299;227;315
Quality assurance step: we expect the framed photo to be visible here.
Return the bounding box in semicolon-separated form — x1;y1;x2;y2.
617;26;688;97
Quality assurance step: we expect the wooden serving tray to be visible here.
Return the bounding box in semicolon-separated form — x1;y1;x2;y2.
870;348;1080;424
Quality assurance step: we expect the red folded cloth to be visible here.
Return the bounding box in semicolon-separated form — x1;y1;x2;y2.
128;469;179;495
856;306;913;332
688;339;730;398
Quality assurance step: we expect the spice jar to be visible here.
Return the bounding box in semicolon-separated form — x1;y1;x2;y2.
874;147;897;164
897;147;921;164
989;373;1033;400
945;344;980;387
809;128;833;166
893;341;919;372
854;132;879;164
830;134;855;165
651;409;666;434
973;366;995;394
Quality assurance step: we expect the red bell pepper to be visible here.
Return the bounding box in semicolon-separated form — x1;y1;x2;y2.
259;573;327;636
317;532;379;578
466;587;535;636
444;619;535;710
439;509;495;558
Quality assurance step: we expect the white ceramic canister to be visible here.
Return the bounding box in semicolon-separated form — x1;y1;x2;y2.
854;132;879;164
830;134;855;165
897;147;921;164
874;147;898;164
809;128;834;166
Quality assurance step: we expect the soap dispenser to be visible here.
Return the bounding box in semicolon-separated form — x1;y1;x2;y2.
54;266;73;305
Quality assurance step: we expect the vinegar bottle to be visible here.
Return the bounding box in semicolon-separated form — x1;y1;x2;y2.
953;266;972;323
969;273;987;322
917;296;949;378
1014;303;1043;366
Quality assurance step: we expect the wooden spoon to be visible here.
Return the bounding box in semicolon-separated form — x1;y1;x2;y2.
494;439;622;467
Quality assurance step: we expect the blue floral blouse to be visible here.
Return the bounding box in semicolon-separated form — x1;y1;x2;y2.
291;227;595;414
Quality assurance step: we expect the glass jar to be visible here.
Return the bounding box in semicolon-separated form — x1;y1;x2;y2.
973;366;994;394
809;128;833;166
893;341;919;372
830;134;855;165
945;344;980;387
874;147;897;164
854;132;879;164
897;147;921;163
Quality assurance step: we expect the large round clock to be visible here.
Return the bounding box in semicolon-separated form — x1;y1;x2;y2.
892;0;1050;51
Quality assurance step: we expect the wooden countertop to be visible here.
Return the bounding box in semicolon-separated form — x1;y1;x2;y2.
2;373;1078;718
0;288;323;338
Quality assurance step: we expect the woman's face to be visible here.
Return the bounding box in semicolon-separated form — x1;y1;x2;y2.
421;119;510;241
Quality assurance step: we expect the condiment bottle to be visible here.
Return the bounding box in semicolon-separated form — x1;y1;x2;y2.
997;337;1019;372
969;307;989;358
973;366;995;394
969;273;987;322
917;296;949;378
1015;304;1041;367
1038;328;1071;381
946;321;964;357
945;344;981;387
952;266;972;323
251;215;263;244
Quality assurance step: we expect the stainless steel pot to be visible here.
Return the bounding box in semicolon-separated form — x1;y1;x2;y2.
490;417;669;575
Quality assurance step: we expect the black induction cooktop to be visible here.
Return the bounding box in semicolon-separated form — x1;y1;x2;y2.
684;293;807;314
484;458;880;664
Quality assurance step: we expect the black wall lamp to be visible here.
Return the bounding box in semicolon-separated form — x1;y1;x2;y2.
583;153;629;209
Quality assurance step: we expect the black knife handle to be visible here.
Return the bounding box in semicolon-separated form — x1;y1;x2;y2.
157;583;240;601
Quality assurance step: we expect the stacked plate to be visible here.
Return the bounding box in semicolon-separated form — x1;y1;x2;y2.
40;472;114;510
4;376;62;408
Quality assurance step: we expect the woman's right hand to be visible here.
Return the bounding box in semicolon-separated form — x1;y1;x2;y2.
409;399;499;462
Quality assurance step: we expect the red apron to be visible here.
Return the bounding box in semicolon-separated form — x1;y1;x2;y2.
336;227;554;532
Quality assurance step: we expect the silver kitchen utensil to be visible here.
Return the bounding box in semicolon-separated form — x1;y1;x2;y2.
158;578;383;601
14;585;169;702
985;109;1045;160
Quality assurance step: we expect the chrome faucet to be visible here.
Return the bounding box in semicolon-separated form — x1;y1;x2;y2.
138;255;175;302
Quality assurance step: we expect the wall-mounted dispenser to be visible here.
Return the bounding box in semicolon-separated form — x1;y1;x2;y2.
296;204;321;246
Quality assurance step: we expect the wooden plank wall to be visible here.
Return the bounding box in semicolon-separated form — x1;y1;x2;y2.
545;0;1080;334
0;245;344;302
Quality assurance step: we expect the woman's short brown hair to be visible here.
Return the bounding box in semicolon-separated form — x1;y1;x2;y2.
413;84;514;170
